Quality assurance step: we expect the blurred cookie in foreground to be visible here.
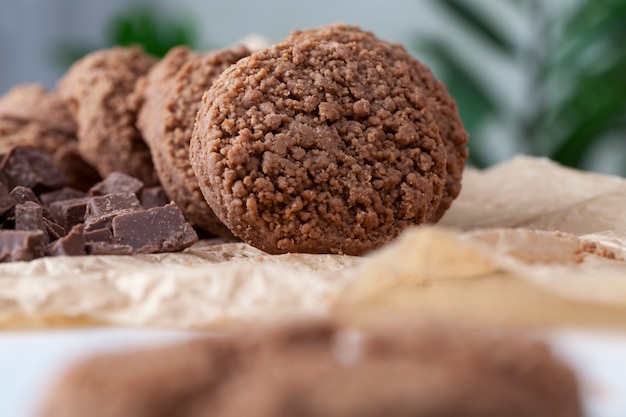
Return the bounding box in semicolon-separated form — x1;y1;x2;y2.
287;24;469;221
39;321;581;417
138;46;250;236
191;35;447;255
0;84;100;191
58;47;159;185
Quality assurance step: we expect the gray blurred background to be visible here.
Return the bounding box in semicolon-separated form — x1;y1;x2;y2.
2;0;625;175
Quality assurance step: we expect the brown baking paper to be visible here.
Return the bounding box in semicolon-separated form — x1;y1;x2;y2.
2;156;626;330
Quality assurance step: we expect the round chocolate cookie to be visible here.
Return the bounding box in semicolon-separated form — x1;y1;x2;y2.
191;37;447;255
0;84;100;190
58;47;159;185
0;119;99;191
139;46;250;236
0;84;77;134
288;24;468;221
135;46;201;149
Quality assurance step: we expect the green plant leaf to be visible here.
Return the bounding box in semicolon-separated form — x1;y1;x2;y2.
106;6;197;57
416;39;498;167
557;0;626;70
436;0;516;54
551;91;626;168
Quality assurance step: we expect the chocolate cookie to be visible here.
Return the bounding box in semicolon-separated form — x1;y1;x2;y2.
135;46;201;149
58;47;159;185
287;24;469;221
191;37;447;255
0;85;100;191
40;322;581;417
0;84;77;134
138;46;250;236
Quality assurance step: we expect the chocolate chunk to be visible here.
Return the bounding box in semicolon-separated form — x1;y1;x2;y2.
112;203;197;254
84;192;142;231
140;186;169;209
0;166;7;188
0;146;66;193
84;228;112;243
47;224;86;257
15;202;45;232
10;186;39;204
43;217;66;240
0;183;16;217
14;201;65;244
39;187;86;206
89;172;144;197
0;230;45;262
86;241;133;256
49;197;90;231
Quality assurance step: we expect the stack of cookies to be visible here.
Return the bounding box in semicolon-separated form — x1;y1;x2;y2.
1;24;468;256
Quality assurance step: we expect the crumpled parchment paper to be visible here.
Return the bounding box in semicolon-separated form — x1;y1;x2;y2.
3;156;626;330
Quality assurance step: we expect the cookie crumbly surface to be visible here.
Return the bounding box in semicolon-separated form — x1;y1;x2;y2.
58;47;159;185
288;24;468;221
0;84;77;134
191;37;447;255
135;46;201;149
142;46;250;236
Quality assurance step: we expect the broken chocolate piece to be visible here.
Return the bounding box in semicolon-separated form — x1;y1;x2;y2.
14;201;65;243
83;228;112;244
0;166;7;188
0;230;45;262
10;186;39;204
39;187;86;206
89;172;144;197
0;146;66;193
15;202;45;233
84;192;142;231
47;224;86;257
86;241;133;256
43;217;66;240
112;203;197;254
0;183;16;217
140;186;169;209
49;197;90;232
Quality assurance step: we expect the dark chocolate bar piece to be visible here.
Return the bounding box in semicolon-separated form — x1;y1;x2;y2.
84;192;142;231
49;197;90;232
0;183;16;217
40;187;86;206
43;217;66;241
47;224;86;257
86;241;133;256
112;204;198;254
0;146;66;193
83;228;112;244
89;172;144;197
0;230;45;262
15;201;66;243
15;202;46;233
0;147;201;262
140;186;169;209
10;186;39;204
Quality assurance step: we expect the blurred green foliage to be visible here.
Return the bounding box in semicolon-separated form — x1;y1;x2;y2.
417;0;626;173
55;4;198;65
107;6;197;57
